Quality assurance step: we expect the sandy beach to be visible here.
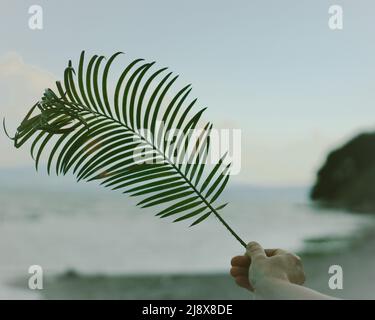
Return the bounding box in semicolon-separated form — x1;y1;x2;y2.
28;227;375;300
2;177;374;300
301;228;375;299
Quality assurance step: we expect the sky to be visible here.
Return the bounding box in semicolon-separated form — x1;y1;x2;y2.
1;0;375;186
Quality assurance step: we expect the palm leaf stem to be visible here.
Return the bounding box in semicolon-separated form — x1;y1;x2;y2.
68;100;246;248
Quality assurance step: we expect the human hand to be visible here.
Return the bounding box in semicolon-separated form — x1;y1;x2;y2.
230;241;305;292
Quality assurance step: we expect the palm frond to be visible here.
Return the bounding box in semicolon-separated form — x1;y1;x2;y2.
7;51;246;247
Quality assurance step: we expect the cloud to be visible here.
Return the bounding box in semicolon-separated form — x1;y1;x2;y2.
0;52;55;119
0;52;56;167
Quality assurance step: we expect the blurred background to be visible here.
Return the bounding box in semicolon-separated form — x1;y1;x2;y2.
1;0;375;299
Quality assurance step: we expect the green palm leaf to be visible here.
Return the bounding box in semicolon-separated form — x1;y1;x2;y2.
6;51;246;248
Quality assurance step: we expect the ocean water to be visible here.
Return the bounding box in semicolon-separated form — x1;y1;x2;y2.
0;169;374;298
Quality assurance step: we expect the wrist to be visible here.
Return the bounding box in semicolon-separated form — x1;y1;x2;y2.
252;274;289;294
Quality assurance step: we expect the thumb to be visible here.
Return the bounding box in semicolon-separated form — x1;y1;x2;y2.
246;241;266;261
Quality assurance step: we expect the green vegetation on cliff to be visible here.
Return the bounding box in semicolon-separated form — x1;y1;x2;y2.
311;132;375;213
